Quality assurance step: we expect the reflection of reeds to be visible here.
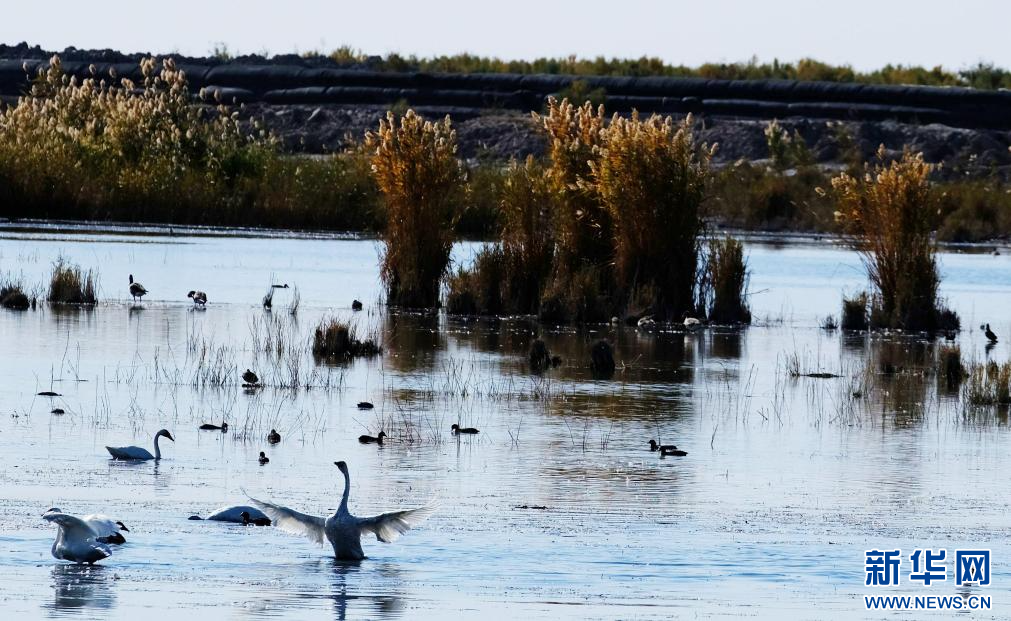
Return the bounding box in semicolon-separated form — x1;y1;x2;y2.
47;258;96;304
937;345;965;391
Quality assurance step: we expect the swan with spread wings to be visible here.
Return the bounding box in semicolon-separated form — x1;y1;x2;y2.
249;460;435;561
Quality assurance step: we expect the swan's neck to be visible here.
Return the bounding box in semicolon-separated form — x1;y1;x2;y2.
339;468;350;512
154;434;162;460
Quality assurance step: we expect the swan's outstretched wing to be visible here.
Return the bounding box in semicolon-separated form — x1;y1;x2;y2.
44;512;99;539
248;496;326;545
357;504;437;543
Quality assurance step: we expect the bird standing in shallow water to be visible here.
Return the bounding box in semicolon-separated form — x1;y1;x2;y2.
187;290;207;307
259;451;269;465
985;323;999;343
128;274;147;303
451;424;479;435
267;429;281;444
250;460;435;561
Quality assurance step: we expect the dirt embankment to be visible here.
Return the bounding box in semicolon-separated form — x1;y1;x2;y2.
2;42;1010;176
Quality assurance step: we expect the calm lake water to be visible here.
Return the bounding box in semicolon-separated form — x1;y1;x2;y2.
1;224;1010;619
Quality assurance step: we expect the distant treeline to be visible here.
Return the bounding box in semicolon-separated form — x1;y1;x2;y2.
324;48;1011;90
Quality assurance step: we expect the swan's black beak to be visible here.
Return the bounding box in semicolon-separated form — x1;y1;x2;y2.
116;521;129;532
334;460;347;469
167;433;175;442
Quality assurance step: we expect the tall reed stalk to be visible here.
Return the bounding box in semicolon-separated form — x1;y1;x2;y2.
366;110;462;307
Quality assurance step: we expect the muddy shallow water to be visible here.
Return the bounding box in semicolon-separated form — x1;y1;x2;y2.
1;228;1011;619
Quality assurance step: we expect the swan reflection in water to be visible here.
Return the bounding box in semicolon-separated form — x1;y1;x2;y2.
44;563;116;613
328;560;404;620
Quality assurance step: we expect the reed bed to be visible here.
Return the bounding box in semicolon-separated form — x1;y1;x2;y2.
964;361;1011;406
705;237;751;324
841;292;869;330
311;316;381;360
47;258;96;304
830;148;957;332
0;274;37;309
366;110;462;308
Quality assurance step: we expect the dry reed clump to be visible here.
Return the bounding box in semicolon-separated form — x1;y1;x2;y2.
964;361;1011;406
311;317;381;360
704;236;751;324
366;110;462;308
591;112;715;320
830;147;956;332
841;292;868;330
0;274;38;310
445;157;555;315
47;258;96;304
0;56;380;230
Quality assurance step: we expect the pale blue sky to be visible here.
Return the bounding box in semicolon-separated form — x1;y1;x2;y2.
1;0;1006;70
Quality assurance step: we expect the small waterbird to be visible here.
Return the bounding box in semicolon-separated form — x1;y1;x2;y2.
128;274;147;303
352;299;363;311
660;446;688;457
38;391;61;397
271;283;289;289
43;509;112;564
648;439;674;452
51;408;65;415
984;323;998;343
267;429;281;444
451;424;479;435
46;509;130;545
259;451;269;465
106;429;174;461
199;421;228;432
249;460;435;561
358;431;386;444
357;401;374;410
188;505;271;523
241;511;272;526
187;290;208;307
242;369;260;385
637;315;657;330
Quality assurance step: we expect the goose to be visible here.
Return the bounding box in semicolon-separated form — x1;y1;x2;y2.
351;299;363;311
357;401;374;410
259;451;269;465
241;511;272;526
358;431;386;444
984;323;998;343
128;274;147;303
42;509;111;564
249;460;435;561
199;421;228;431
648;439;675;452
106;429;174;461
242;369;260;385
45;509;129;545
187;290;208;307
267;429;281;444
188;505;270;523
660;446;688;457
451;424;479;435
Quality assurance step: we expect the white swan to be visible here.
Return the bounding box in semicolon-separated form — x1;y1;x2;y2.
43;509;112;564
46;508;129;544
106;429;174;460
249;460;435;560
188;505;270;523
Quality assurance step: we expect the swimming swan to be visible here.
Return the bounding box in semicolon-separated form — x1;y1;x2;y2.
106;429;174;460
45;509;129;544
249;460;435;561
43;509;112;564
188;505;271;523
